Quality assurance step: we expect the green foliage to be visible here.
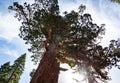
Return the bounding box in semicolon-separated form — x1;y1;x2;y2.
9;53;26;83
111;0;120;3
0;53;26;83
69;62;75;68
30;69;36;78
9;0;120;83
0;62;11;83
8;0;68;64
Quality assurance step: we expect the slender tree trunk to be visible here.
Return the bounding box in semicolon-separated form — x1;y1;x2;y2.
30;43;60;83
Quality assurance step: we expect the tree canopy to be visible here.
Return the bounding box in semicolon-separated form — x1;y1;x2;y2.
9;0;120;83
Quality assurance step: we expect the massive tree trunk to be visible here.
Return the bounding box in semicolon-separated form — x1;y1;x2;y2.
30;43;60;83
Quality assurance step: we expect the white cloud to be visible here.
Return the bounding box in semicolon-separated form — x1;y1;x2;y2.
4;49;19;58
0;13;21;42
0;0;34;42
0;47;19;58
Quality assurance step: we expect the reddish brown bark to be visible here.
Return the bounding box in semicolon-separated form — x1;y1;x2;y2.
30;44;60;83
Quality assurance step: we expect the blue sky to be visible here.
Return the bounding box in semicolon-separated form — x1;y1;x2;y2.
0;0;120;83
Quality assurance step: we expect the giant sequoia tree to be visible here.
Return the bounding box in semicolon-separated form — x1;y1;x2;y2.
9;0;120;83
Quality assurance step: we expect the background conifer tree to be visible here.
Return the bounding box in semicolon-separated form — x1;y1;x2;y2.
0;53;26;83
0;62;11;83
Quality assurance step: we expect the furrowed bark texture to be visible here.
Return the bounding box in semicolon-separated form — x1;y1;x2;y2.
30;44;60;83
